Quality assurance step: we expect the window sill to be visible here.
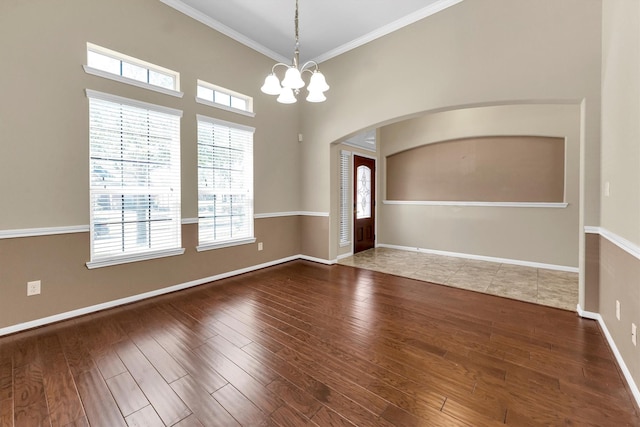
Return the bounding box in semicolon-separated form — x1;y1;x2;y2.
196;97;256;117
86;248;185;269
84;66;184;98
197;237;256;252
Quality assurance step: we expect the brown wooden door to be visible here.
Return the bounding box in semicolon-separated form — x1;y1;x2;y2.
354;155;375;253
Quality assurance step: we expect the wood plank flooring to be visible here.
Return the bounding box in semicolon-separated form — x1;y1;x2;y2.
0;260;638;426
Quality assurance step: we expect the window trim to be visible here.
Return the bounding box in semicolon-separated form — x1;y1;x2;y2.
85;89;184;268
196;79;255;117
85;89;183;115
196;237;257;252
85;43;184;98
196;114;255;133
196;114;255;249
84;66;184;98
86;248;185;269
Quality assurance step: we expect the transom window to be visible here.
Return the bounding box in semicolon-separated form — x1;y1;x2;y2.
196;80;254;116
197;115;255;250
85;43;181;95
87;90;183;268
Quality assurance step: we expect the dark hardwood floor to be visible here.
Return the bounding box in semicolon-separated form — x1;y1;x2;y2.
0;260;638;426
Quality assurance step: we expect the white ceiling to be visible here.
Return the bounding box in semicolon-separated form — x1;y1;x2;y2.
160;0;463;64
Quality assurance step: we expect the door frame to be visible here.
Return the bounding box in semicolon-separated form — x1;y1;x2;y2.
351;152;378;254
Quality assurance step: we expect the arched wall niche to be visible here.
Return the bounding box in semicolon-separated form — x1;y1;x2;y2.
386;135;566;203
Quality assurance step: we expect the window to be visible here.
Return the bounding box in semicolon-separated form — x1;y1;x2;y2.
86;90;183;268
85;43;182;97
339;151;351;246
197;115;255;250
196;80;255;117
356;165;372;219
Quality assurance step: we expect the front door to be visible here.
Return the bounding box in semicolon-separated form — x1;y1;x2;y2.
354;155;375;253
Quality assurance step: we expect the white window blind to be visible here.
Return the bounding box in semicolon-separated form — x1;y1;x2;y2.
197;115;254;248
339;150;351;246
87;90;182;264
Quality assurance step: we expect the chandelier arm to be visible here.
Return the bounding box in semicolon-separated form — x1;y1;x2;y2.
261;0;328;103
271;62;290;73
300;61;319;73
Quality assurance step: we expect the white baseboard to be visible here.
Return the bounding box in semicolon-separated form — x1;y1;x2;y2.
3;254;635;413
299;255;337;265
337;251;354;260
576;304;599;320
577;305;640;410
0;254;302;337
254;211;330;219
377;243;578;272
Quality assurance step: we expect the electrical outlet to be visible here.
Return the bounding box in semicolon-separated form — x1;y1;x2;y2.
27;280;41;296
632;323;637;346
605;181;610;197
616;300;621;320
258;242;263;251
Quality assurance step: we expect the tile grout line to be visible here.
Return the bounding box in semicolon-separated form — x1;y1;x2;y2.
339;248;578;311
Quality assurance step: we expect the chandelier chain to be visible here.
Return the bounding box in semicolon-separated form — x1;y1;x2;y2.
295;0;299;47
260;0;329;103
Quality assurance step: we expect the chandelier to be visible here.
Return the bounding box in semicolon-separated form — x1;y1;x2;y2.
260;0;330;103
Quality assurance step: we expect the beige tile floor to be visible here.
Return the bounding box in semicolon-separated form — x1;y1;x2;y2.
338;247;578;311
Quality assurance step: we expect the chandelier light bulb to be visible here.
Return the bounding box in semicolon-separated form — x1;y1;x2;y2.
261;73;282;95
307;71;330;93
306;90;326;103
261;0;327;103
281;67;305;89
277;87;297;104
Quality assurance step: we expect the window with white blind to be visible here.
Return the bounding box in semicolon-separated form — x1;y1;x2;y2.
197;115;255;250
339;150;351;246
86;89;183;268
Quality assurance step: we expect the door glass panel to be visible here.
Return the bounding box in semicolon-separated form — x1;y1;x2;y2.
356;165;371;219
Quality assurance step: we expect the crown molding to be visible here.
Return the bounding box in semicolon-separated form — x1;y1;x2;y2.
159;0;289;63
159;0;463;65
312;0;465;63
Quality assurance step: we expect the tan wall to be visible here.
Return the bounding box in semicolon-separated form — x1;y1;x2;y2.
0;217;300;329
0;0;300;229
386;136;565;203
598;236;640;389
377;104;581;267
597;0;640;396
308;0;601;261
0;0;302;329
300;216;330;261
584;233;600;312
601;0;640;245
